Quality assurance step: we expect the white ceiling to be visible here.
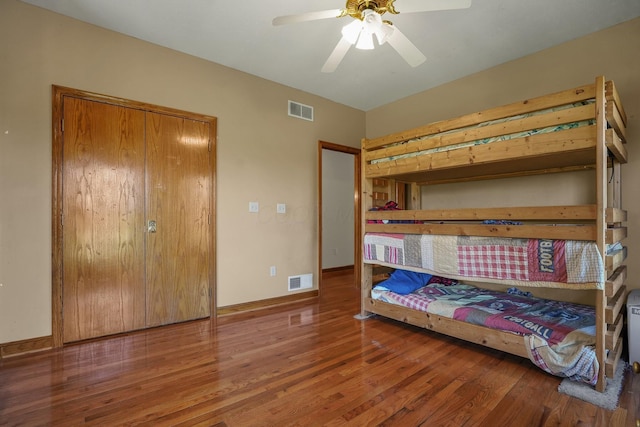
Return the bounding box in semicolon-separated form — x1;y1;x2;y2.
21;0;640;111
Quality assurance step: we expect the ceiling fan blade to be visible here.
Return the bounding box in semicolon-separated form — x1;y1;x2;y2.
321;37;352;73
396;0;472;14
386;25;426;67
272;9;343;26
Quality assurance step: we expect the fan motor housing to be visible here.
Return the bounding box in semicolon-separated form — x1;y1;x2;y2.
343;0;399;20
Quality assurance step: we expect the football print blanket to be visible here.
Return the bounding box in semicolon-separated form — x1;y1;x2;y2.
372;281;598;385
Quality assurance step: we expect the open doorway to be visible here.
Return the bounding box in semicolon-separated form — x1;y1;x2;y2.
318;141;361;292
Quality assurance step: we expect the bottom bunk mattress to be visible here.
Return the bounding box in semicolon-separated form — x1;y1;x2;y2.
372;270;598;385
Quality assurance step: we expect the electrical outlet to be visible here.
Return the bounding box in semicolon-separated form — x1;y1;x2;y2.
249;202;259;213
270;266;276;276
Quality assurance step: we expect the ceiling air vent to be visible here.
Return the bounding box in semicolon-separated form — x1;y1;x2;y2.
288;100;314;121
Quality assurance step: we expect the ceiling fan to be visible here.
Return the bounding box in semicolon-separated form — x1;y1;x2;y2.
273;0;472;73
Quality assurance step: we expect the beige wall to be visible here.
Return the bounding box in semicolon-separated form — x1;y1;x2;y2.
0;0;365;343
368;17;640;295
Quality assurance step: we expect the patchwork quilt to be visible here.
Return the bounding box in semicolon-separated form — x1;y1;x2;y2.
363;233;604;289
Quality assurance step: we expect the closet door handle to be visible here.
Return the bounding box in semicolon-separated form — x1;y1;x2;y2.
148;220;157;233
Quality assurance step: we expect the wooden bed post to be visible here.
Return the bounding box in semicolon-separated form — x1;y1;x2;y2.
408;183;421;210
594;75;607;392
359;137;373;319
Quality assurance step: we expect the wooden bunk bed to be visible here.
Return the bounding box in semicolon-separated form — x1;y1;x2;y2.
360;76;628;392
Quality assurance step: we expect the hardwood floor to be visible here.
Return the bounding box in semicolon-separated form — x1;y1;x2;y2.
1;272;638;426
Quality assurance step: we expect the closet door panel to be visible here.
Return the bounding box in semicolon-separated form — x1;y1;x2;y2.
62;98;146;342
145;112;211;326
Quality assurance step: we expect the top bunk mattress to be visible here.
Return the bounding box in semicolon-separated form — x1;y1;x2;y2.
363;233;604;290
369;101;595;166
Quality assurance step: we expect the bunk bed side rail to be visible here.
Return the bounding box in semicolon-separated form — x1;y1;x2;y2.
365;205;597;222
364;223;596;241
365;125;597;180
363;297;531;359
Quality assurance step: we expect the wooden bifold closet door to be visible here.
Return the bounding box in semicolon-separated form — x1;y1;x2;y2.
145;111;211;327
61;95;212;342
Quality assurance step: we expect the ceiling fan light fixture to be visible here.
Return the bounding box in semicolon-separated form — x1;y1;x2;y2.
355;31;374;50
341;19;363;45
363;8;381;24
361;9;392;47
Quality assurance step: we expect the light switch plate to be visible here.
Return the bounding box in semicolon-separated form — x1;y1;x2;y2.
277;203;286;214
249;202;259;213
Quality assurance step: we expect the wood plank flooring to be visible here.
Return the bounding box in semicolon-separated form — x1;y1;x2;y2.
1;271;638;426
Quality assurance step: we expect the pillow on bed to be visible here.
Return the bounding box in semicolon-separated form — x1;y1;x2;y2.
427;275;459;287
378;269;432;295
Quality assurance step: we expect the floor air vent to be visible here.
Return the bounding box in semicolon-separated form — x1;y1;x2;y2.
288;100;314;121
288;273;313;291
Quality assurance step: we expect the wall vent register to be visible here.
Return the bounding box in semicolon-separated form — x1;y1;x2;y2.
288;100;314;121
288;273;313;291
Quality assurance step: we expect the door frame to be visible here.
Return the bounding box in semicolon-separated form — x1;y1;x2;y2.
51;85;217;347
317;141;361;291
